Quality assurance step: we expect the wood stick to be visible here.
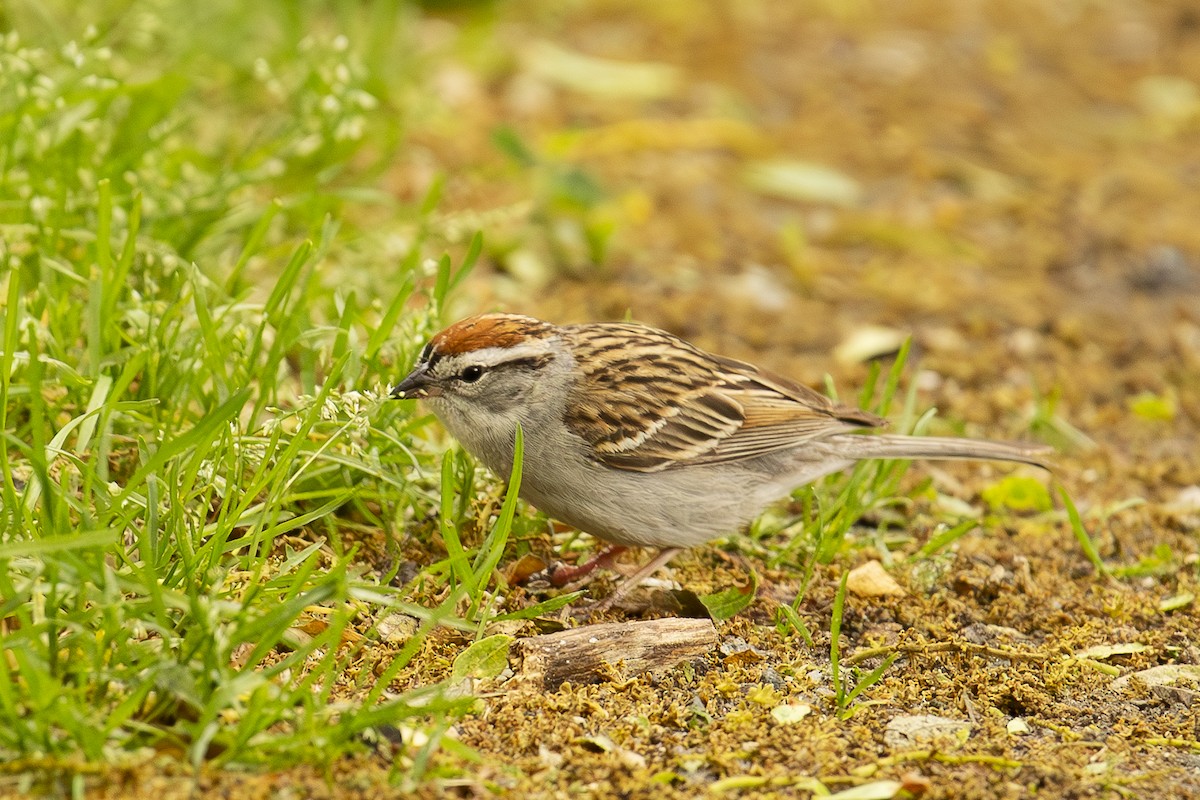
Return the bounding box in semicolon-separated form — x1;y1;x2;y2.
512;618;718;690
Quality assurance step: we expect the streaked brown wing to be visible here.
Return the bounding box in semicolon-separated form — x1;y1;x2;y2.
563;324;884;473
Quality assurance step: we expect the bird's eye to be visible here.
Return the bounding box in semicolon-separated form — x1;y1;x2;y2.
460;365;485;383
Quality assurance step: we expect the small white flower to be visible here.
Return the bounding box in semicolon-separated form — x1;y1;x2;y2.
349;89;377;110
334;116;364;141
293;133;322;156
29;196;51;222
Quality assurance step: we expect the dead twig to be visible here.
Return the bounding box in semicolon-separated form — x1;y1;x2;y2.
846;640;1047;667
512;617;717;690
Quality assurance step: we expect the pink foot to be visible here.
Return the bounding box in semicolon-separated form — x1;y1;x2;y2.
549;545;628;587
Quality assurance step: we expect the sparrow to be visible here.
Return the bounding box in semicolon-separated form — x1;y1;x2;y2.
391;313;1048;609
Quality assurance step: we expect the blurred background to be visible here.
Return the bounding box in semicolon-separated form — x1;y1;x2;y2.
402;1;1200;468
9;0;1197;464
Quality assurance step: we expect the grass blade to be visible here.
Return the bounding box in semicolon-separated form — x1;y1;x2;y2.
1059;485;1108;574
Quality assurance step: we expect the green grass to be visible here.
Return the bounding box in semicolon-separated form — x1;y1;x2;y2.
757;339;926;593
0;3;495;785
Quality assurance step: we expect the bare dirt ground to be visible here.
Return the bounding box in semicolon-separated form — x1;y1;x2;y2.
408;2;1200;797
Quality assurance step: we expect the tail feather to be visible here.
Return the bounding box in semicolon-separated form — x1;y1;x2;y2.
825;433;1052;469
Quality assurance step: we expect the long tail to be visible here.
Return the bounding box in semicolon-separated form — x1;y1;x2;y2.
823;433;1052;469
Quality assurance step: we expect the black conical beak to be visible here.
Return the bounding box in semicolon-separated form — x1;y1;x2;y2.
389;362;441;399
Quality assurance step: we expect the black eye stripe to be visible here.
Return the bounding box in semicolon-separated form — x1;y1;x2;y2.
436;353;554;383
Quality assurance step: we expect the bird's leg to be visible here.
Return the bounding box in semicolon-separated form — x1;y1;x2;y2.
549;545;628;587
585;547;684;613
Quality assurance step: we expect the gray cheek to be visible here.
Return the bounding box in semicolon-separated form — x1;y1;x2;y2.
477;379;531;413
422;396;455;427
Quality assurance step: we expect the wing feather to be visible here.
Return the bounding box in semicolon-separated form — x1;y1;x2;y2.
563;323;885;473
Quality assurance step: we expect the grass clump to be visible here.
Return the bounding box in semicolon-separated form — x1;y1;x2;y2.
0;8;487;786
760;340;925;590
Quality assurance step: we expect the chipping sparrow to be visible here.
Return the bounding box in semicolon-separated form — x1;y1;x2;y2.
391;313;1049;609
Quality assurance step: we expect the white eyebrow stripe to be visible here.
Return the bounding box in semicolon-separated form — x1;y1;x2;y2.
461;340;555;366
